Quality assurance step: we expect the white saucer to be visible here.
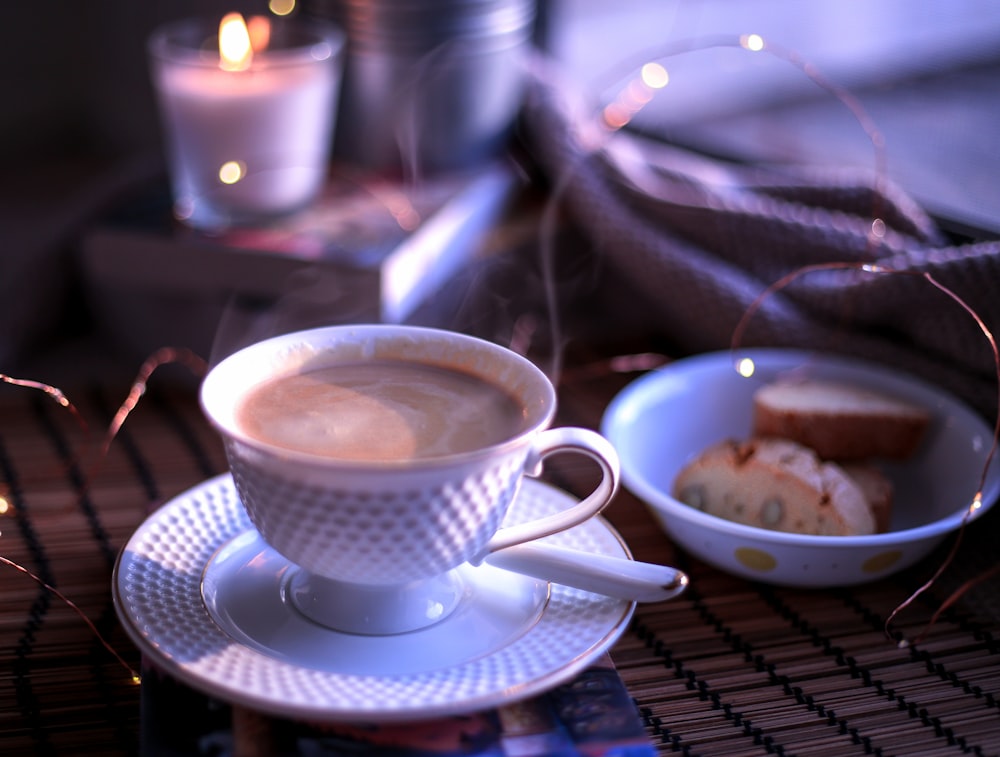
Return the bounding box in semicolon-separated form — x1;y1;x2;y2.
113;474;635;723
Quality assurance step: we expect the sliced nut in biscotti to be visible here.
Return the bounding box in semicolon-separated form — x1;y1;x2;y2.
672;437;877;536
752;378;930;460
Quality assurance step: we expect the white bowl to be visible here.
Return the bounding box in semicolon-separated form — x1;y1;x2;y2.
600;349;1000;587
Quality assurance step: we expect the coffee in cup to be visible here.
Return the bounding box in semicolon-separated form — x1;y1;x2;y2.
234;359;526;462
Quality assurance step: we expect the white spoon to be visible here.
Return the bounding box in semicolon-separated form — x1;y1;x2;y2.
484;542;688;603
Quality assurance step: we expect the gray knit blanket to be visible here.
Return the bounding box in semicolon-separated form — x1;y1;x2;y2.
517;59;1000;422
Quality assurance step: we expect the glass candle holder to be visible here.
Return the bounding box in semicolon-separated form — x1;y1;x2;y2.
149;15;345;231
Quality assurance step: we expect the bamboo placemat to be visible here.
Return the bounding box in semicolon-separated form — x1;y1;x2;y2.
0;369;998;756
0;382;227;756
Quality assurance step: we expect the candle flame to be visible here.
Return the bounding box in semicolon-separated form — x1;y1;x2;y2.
219;13;254;71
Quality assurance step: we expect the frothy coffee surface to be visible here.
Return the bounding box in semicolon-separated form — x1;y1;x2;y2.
236;359;526;461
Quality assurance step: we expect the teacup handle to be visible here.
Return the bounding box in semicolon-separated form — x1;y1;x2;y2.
476;427;620;558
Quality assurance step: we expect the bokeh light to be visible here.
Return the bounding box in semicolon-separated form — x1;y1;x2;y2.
219;160;247;185
269;0;296;16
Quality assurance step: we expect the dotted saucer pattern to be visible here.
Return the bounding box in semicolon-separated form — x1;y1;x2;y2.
113;474;635;723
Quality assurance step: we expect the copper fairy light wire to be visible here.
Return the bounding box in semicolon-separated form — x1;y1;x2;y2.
0;346;209;684
538;31;891;385
98;347;208;464
715;35;1000;645
729;261;1000;647
593;32;890;261
1;374;86;431
877;272;999;646
0;554;141;684
742;34;890;247
0;374;140;684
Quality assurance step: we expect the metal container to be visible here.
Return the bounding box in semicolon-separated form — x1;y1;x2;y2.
303;0;536;175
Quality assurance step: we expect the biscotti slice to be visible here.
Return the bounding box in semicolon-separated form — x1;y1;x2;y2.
752;378;930;460
672;438;877;536
841;463;893;533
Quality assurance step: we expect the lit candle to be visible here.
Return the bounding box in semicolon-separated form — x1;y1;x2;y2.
148;14;344;230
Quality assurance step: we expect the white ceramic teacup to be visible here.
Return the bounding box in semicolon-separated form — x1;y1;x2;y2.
200;324;620;633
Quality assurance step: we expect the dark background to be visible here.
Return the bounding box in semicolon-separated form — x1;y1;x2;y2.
3;0;999;376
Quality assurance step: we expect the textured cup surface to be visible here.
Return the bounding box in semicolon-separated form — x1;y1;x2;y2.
201;325;615;586
224;433;531;583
